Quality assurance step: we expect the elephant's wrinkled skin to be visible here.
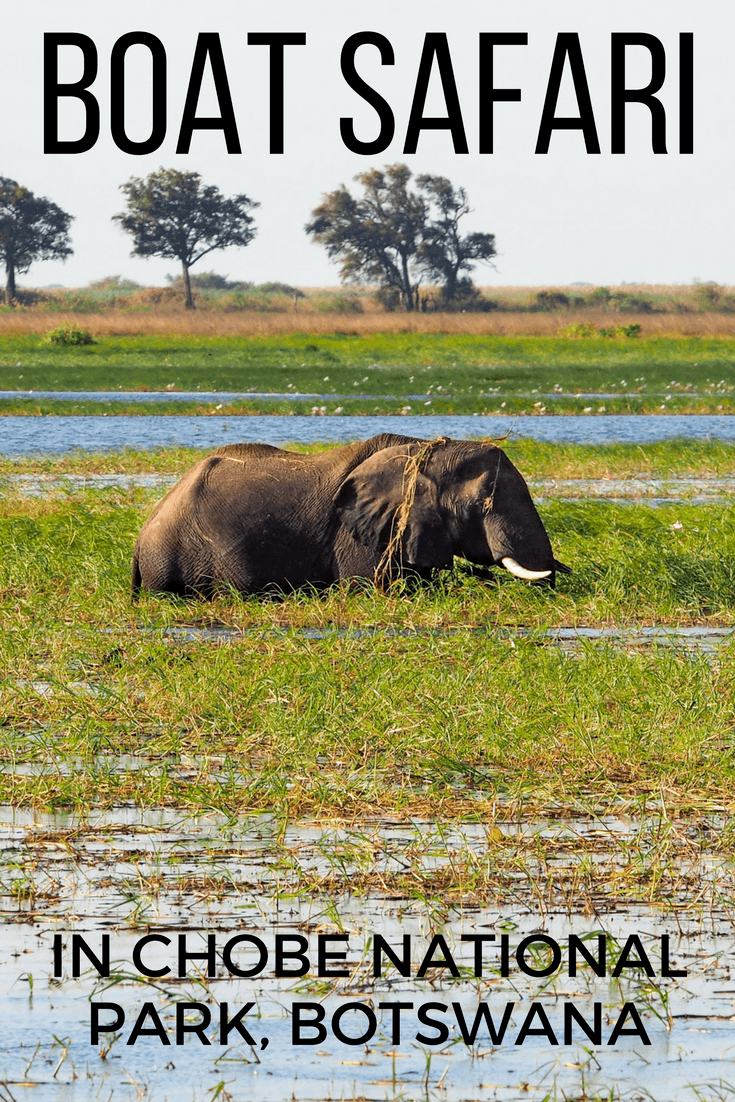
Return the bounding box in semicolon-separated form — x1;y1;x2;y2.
132;434;569;597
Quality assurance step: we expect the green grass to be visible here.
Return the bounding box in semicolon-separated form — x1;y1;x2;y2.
1;333;734;406
2;437;735;477
5;440;735;910
5;595;735;825
3;392;734;416
3;457;735;827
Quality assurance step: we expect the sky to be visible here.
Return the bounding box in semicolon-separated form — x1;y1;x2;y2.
1;0;733;290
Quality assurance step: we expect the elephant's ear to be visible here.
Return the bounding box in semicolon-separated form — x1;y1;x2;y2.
334;446;453;568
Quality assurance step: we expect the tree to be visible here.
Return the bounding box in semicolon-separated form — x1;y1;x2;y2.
305;164;496;311
305;165;423;312
0;178;73;304
113;169;258;309
415;174;497;307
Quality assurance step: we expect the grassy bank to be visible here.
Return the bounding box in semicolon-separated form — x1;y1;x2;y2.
3;392;735;416
3;437;735;477
0;331;733;415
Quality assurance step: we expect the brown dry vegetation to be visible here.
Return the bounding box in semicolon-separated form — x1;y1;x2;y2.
2;307;735;339
2;283;735;338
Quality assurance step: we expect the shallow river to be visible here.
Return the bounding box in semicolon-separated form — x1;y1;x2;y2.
3;412;735;454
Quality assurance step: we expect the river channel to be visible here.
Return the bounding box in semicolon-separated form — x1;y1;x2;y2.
3;412;735;454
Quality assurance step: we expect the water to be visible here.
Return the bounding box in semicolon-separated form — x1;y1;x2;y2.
6;472;735;504
159;623;735;653
5;403;734;1098
1;807;734;1101
3;413;735;454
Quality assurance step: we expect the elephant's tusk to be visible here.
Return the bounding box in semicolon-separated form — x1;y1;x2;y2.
501;556;552;580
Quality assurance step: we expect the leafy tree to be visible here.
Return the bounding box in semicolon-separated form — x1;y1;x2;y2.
415;174;497;306
306;164;424;312
0;178;73;304
305;164;496;312
113;169;258;309
88;275;141;291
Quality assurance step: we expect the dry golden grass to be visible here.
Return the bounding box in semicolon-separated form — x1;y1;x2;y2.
2;282;735;338
478;282;735;298
2;308;735;339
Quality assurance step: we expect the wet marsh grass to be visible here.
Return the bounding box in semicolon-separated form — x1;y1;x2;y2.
2;448;734;1099
3;437;735;479
0;332;734;410
3;445;735;852
1;806;728;914
3;391;735;417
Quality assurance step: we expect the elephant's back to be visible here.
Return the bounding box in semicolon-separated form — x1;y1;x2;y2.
211;442;286;461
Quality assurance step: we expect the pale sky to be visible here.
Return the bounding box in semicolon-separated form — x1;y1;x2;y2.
1;0;733;289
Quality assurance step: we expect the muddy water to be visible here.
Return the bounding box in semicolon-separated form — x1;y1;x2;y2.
2;808;735;1101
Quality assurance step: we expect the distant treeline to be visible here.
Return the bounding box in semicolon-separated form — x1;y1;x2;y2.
6;275;735;317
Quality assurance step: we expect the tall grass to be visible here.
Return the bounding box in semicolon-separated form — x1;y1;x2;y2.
2;309;735;338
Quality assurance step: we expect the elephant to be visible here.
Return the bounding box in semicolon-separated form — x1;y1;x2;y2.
132;433;570;598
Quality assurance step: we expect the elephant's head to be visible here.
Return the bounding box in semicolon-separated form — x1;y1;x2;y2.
334;438;570;585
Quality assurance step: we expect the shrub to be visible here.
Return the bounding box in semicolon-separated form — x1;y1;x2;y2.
599;324;641;338
694;282;723;310
375;287;403;312
46;325;95;345
166;271;250;292
586;286;613;307
612;294;653;314
121;287;184;309
533;290;570;312
223;291;283;312
310;294;364;315
255;282;304;298
558;322;597;338
435;278;497;312
87;275;141;291
34;291;107;313
8;288;54;307
693;283;735;313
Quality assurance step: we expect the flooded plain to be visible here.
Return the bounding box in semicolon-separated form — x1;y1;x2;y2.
5;417;735;1098
155;623;735;655
2;807;735;1101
